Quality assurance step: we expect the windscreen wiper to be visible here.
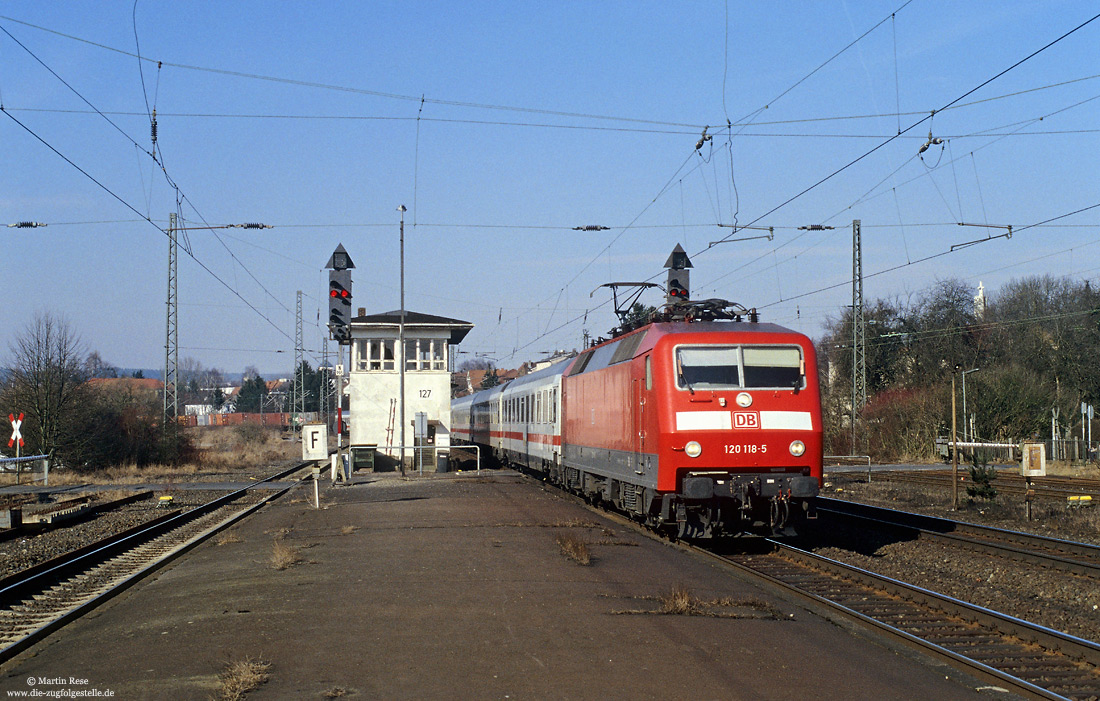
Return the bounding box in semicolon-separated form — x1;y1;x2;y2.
676;355;694;395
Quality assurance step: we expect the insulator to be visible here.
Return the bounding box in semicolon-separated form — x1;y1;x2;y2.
242;222;267;229
151;109;158;144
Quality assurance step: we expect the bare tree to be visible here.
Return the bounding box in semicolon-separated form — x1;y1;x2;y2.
83;351;118;378
457;357;494;371
198;367;227;408
4;313;88;458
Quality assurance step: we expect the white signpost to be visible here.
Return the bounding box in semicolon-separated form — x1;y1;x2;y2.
302;423;329;461
1021;441;1046;521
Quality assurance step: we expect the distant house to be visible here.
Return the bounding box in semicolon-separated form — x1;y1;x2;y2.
451;367;522;398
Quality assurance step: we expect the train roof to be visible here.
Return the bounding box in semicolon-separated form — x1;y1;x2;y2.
502;357;573;390
454;357;572;405
642;320;805;338
571;320;810;376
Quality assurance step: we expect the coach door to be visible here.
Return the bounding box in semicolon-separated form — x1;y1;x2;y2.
523;393;531;468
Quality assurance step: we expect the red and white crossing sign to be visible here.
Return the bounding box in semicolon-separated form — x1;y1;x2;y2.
8;413;24;449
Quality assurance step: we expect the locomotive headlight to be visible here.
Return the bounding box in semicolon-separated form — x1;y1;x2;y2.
685;441;702;458
735;392;752;408
789;440;806;457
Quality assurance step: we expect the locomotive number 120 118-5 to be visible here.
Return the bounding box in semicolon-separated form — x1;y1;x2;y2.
725;444;767;454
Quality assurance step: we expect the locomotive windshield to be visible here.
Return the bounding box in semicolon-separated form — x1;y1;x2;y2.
676;345;803;390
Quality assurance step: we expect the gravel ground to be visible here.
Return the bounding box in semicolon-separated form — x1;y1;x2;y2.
808;473;1100;642
0;462;301;581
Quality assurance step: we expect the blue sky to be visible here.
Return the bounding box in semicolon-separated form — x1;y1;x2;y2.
1;2;1097;376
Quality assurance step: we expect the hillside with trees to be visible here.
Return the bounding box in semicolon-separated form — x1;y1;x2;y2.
819;275;1100;461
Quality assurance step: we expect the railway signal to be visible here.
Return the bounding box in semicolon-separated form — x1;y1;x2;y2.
664;244;692;304
328;270;352;342
326;244;356;344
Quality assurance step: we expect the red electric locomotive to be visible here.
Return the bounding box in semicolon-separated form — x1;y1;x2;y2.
452;248;823;537
560;312;822;537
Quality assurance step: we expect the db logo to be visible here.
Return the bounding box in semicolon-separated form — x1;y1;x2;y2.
733;412;759;429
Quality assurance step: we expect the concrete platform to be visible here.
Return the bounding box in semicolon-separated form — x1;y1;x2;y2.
0;470;990;699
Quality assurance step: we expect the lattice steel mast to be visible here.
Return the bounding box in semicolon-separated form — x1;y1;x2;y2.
294;290;305;421
164;212;179;430
851;219;866;453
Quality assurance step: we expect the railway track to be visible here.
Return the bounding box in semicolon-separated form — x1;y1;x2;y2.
0;461;312;663
815;497;1100;578
522;469;1100;697
713;540;1100;699
865;469;1100;502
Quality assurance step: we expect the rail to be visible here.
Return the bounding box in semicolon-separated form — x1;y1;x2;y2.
0;460;311;661
716;540;1100;698
816;497;1100;577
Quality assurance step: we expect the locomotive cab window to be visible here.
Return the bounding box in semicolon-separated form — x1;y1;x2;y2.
675;345;804;390
743;347;803;388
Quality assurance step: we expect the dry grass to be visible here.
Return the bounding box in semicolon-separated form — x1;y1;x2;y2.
659;585;702;615
215;657;270;701
493;519;603;529
555;533;591;566
270;539;302;570
3;426;299;487
341;525;358;536
611;587;785;619
322;688;348;698
215;532;243;546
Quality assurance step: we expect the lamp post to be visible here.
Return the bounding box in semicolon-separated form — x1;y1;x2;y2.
952;365;960;511
397;204;407;477
961;368;980;442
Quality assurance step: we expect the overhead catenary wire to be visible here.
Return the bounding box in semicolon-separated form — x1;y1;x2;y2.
5;10;1099;366
701;69;1100;297
0;106;298;348
756;200;1100;311
5;12;1098;136
1;18;299;322
701;10;1100;258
